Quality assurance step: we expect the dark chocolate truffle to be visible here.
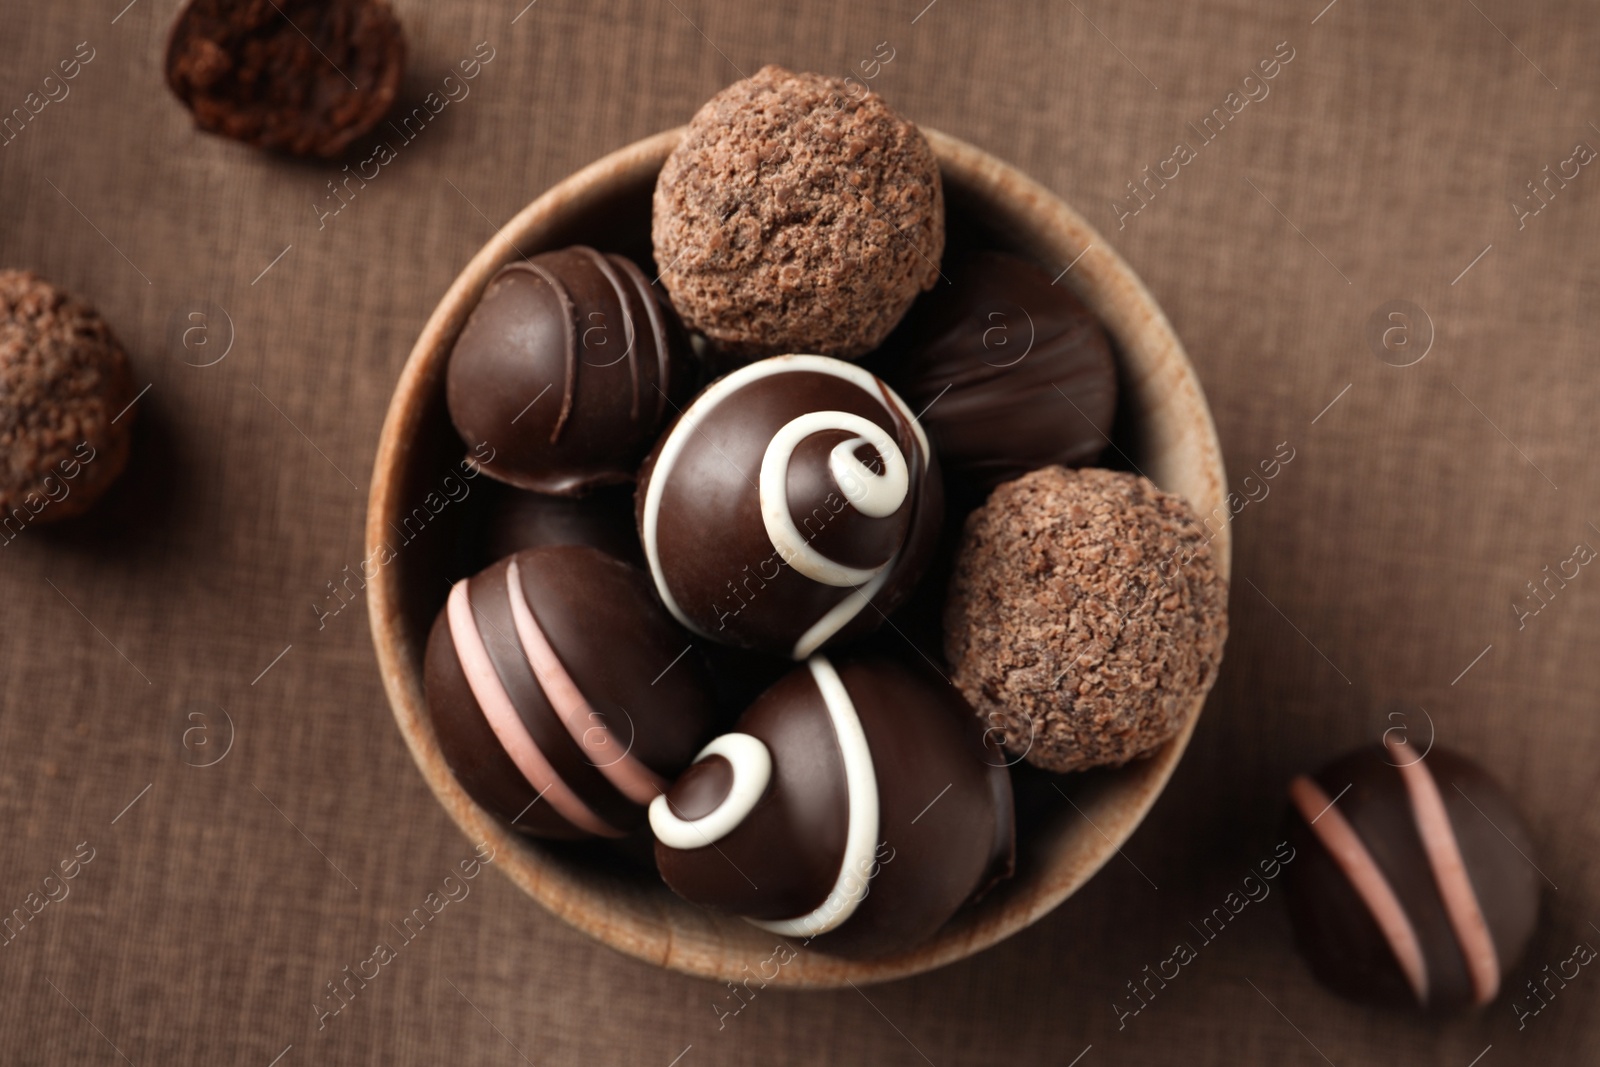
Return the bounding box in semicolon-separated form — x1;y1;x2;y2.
448;247;692;496
0;271;135;529
885;251;1117;498
637;354;942;659
165;0;405;158
424;545;716;838
1284;742;1541;1013
652;66;944;361
650;655;1014;957
944;466;1227;773
480;484;642;567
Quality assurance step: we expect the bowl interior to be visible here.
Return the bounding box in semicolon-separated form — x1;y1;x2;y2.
367;128;1230;988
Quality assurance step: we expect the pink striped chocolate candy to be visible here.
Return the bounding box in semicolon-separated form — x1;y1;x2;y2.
424;545;717;838
1284;742;1541;1013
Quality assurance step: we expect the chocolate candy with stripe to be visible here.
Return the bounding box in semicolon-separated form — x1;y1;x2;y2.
649;656;1014;957
1284;742;1541;1012
446;246;693;496
636;354;943;659
423;545;716;838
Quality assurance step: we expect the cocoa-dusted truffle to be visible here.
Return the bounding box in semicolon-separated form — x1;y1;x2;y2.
0;271;135;529
165;0;405;158
944;466;1227;773
652;65;944;361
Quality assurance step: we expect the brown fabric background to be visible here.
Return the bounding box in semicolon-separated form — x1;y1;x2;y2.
3;0;1597;1063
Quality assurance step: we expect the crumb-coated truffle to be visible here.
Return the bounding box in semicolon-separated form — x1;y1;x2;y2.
652;65;944;361
0;271;135;525
944;467;1227;773
165;0;405;158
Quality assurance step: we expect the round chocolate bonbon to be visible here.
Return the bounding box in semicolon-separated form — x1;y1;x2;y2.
637;354;942;658
652;65;944;361
447;246;692;496
944;466;1227;773
165;0;405;158
1284;741;1541;1013
650;655;1014;957
424;545;715;838
480;484;642;567
884;250;1117;499
0;270;136;528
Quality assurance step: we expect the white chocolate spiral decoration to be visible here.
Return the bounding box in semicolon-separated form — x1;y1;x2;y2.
640;355;931;660
759;411;909;587
648;733;773;849
830;434;909;518
792;576;889;660
749;656;881;938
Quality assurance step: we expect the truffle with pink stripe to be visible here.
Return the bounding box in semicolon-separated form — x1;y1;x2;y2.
424;544;717;838
1283;741;1541;1013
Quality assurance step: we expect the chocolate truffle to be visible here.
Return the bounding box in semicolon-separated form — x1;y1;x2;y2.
652;66;944;361
944;466;1227;773
885;251;1117;498
165;0;405;158
637;354;942;659
448;247;693;495
650;655;1014;957
480;484;642;567
1284;742;1541;1013
424;545;716;838
0;271;135;530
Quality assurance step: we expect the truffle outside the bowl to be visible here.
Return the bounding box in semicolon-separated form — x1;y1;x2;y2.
367;128;1231;987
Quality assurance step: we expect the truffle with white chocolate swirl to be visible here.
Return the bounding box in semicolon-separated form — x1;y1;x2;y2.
650;656;1014;957
423;545;716;838
636;355;942;658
